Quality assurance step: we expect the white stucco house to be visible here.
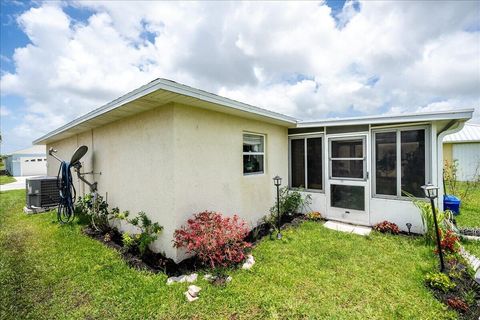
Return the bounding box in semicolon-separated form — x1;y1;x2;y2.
33;79;474;262
5;145;47;176
443;123;480;181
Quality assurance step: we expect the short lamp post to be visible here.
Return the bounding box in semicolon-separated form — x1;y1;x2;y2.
421;184;445;272
273;175;282;239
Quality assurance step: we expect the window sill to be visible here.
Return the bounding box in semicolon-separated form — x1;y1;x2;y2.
243;172;265;177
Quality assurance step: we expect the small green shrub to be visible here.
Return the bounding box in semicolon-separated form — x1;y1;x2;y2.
270;187;312;216
265;187;312;231
122;211;163;255
306;211;322;221
122;233;135;249
424;272;456;293
75;193;110;232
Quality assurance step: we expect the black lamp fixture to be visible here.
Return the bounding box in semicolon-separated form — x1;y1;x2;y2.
421;184;445;272
406;223;412;235
273;175;282;239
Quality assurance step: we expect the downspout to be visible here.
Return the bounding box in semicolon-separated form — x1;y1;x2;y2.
436;120;466;210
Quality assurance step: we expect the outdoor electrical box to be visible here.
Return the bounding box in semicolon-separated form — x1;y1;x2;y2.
25;176;59;212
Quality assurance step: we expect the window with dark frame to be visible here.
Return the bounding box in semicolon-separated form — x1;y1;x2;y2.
290;136;323;190
374;128;426;197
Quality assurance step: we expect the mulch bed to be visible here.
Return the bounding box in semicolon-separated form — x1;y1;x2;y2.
83;226;199;276
83;214;308;276
426;258;480;319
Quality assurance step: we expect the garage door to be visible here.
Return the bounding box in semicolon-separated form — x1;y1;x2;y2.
20;157;47;176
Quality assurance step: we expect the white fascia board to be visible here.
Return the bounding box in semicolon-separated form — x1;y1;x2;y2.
298;109;474;128
33;78;298;145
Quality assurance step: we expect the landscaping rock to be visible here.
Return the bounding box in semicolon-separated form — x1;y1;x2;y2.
188;285;201;297
166;273;197;285
185;273;198;283
242;255;255;270
184;291;199;302
226;276;232;283
203;274;215;282
184;285;201;302
167;275;186;285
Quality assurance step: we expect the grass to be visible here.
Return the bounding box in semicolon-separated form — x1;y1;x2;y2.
0;175;16;185
0;190;456;319
447;182;480;228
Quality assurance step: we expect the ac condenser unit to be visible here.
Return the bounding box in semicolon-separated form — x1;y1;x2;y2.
25;176;59;211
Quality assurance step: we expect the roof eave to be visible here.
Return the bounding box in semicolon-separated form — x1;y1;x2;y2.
297;108;474;128
33;79;298;145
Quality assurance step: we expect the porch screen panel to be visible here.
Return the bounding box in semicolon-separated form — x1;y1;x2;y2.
307;137;322;190
330;184;365;211
401;129;425;197
375;132;397;196
291;139;305;188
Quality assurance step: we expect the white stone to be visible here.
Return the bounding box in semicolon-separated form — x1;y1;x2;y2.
185;273;198;283
184;291;199;302
166;273;197;285
203;274;215;281
242;254;255;270
187;285;201;297
166;275;186;285
226;276;232;283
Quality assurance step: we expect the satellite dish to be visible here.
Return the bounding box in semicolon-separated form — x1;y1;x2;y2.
70;145;88;166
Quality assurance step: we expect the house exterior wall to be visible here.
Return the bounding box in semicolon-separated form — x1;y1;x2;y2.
46;103;288;261
172;103;289;261
443;143;453;164
47;104;177;258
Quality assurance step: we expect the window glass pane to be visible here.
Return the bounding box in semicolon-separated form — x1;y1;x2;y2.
291;139;305;188
331;160;363;178
401;129;425;197
307;138;322;190
331;139;363;158
243;155;264;174
243;134;264;152
375;132;397;196
331;184;365;211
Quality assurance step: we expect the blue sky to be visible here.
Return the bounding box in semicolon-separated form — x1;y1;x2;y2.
1;0;479;154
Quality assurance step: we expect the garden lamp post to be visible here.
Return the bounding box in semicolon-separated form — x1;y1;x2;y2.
273;175;282;239
421;184;445;272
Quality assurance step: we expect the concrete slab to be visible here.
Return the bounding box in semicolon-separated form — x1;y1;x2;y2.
0;175;42;191
324;220;371;236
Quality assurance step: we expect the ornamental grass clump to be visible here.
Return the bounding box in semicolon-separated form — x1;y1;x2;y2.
173;211;251;271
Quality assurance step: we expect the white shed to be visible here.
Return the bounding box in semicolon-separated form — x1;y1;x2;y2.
443;123;480;181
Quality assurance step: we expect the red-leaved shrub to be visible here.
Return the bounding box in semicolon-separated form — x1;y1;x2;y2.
435;229;459;254
373;221;400;234
446;297;469;312
173;211;251;269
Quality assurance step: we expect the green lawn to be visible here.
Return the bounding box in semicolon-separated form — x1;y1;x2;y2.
0;175;16;185
0;190;455;319
448;182;480;228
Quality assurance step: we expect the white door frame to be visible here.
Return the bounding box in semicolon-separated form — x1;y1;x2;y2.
325;132;370;225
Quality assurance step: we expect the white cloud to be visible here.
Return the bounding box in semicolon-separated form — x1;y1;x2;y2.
0;106;10;117
0;0;479;151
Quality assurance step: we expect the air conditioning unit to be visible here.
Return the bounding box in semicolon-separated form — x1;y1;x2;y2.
25;176;59;213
